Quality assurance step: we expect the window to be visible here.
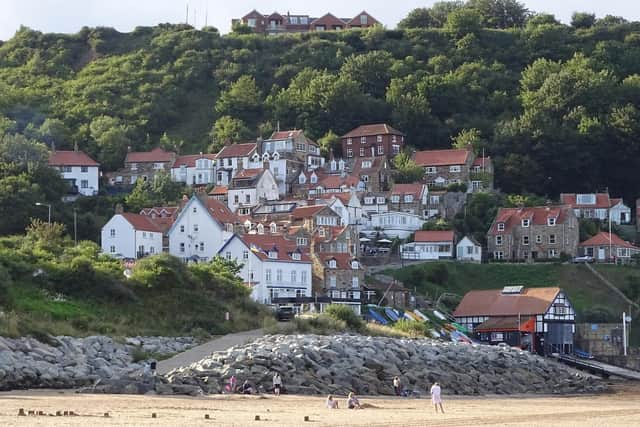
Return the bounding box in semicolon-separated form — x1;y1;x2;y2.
361;175;369;182
289;16;298;24
80;180;88;189
376;135;382;142
392;144;400;154
296;237;308;246
225;251;232;260
81;166;88;173
247;18;256;27
329;259;337;268
346;148;353;158
362;160;372;168
360;136;366;144
495;235;503;246
364;197;373;204
360;14;368;25
547;217;556;226
110;229;116;237
494;251;504;260
270;223;277;233
536;235;542;244
276;269;282;282
265;269;272;282
377;145;384;155
180;243;185;253
226;223;234;233
425;167;437;174
154;163;164;170
130;163;137;171
291;271;297;283
449;165;461;173
180;225;185;233
193;207;197;213
193;224;199;232
292;252;301;261
110;245;116;253
352;276;359;288
351;260;359;269
245;194;251;204
301;271;307;284
310;174;317;184
549;234;556;244
522;236;529;245
522;219;530;227
359;147;365;157
243;250;249;260
268;250;278;259
329;275;337;288
391;195;400;203
150;247;155;254
347;138;352;145
377;196;385;204
257;224;264;234
548;249;558;258
404;195;413;203
300;16;308;24
497;223;505;232
200;242;205;252
143;232;147;238
61;166;72;173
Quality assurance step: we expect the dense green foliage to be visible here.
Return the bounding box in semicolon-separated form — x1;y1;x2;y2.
325;304;365;332
0;3;638;202
0;223;264;337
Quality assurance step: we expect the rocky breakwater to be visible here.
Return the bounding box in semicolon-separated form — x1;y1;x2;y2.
166;334;606;396
0;335;196;391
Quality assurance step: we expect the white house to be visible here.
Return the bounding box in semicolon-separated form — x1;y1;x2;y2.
361;193;388;217
48;150;100;197
101;213;163;259
401;230;455;260
217;234;312;305
609;198;632;224
456;235;482;263
227;168;279;214
560;193;632;224
367;212;426;239
171;153;216;185
168;196;236;262
215;143;257;186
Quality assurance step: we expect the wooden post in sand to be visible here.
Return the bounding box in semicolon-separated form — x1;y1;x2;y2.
17;409;26;416
304;416;310;422
104;413;110;418
152;413;157;418
254;415;261;421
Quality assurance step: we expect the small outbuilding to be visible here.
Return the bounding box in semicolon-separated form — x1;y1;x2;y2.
456;235;482;263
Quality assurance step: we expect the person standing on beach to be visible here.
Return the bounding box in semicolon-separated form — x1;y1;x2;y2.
393;376;401;396
430;382;444;413
273;372;282;396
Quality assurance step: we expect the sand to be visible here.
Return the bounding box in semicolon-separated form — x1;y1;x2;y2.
1;384;639;427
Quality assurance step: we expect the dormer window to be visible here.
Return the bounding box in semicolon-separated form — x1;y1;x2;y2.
270;223;277;233
362;160;372;168
391;195;400;203
257;224;264;234
364;197;374;205
522;219;530;227
268;250;278;259
351;260;359;269
548;217;556;226
299;174;306;184
310;174;317;184
497;223;505;232
329;259;337;268
404;195;413;203
292;252;301;261
377;197;385;204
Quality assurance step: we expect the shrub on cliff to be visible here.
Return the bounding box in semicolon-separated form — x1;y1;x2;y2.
325;305;365;332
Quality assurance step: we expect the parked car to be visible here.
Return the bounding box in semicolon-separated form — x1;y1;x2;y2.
572;255;595;264
276;306;295;321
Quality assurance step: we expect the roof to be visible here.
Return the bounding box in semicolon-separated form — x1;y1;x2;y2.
474;316;535;332
313;192;352;206
120;213;163;233
125;147;175;163
579;232;639;250
216;143;257;159
453;287;562;317
559;193;611;209
206;199;237;224
489;206;572;234
458;235;481;247
208;185;228;196
391;183;424;199
233;168;263;179
310;13;347;27
318;174;360;189
172;154;216;168
472;156;491;167
413;149;471;167
341;124;405;138
235;234;311;263
270;130;303;140
291;205;327;219
321;253;357;270
352;157;386;173
348;11;379;26
48;150;99;167
414;230;455;243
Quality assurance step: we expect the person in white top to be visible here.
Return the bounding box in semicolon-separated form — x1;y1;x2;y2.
273;372;282;396
430;382;444;413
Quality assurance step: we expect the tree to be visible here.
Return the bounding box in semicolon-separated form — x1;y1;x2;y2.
24;218;67;254
89;116;132;171
393;150;424;183
0;174;45;235
317;130;341;158
398;8;436;29
467;0;529;29
38;118;71;150
339;51;394;98
208;116;252;152
445;8;483;38
125;171;184;212
451;128;483;151
215;75;263;127
0;133;49;173
571;12;596;29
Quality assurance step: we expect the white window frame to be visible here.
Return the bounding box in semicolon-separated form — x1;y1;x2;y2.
425;167;437;174
495;235;503;246
522;219;530;227
449;165;461;173
497;223;505;232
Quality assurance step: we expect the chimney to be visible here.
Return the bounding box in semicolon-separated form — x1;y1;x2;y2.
51;141;56;152
115;203;124;214
73;141;79;152
127;146;132;152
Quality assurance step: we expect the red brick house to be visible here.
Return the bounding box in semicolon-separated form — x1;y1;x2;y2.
341;124;405;159
232;10;379;35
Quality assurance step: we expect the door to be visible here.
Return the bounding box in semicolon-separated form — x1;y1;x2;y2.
597;247;605;261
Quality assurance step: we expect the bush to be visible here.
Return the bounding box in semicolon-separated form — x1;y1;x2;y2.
426;264;449;286
392;319;430;337
131;253;192;290
324;305;365;332
581;305;617;323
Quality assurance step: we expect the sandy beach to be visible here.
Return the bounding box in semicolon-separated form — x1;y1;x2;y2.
0;384;639;427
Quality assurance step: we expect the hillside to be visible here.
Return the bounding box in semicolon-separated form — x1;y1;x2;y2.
385;261;640;344
0;7;639;202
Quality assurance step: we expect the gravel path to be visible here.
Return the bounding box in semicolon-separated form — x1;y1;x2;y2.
157;328;264;374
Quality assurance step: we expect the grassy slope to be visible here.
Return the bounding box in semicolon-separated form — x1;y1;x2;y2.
386;262;640;344
1;283;265;339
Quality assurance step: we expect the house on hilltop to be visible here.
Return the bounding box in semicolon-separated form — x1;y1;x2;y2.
48;149;100;199
560;192;631;225
232;10;379;35
341;124;405;160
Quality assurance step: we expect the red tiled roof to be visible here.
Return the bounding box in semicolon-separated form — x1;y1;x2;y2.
234;168;263;179
310;13;347;27
321;253;357;270
216;143;257;159
120;213;163;233
341;123;404;138
206;199;237;224
348;11;380;26
292;205;327;219
318;174;359;189
270;130;303;140
414;230;455;243
391;183;425;199
472;156;491;167
579;232;639;249
48;150;99;167
208;185;228;195
453;287;561;317
173;154;216;168
125;147;175;163
489;206;571;234
352;157;385;173
559;193;611;209
239;234;311;263
413;149;471;167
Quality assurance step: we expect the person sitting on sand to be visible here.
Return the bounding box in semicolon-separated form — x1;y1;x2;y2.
347;392;362;409
430;382;444;413
240;380;254;395
326;395;339;409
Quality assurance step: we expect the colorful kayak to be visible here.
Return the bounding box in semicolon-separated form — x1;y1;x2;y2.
384;307;400;322
368;307;388;325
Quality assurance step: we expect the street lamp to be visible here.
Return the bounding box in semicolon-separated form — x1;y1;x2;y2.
35;202;52;224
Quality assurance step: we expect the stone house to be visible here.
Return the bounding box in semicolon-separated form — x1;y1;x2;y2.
560;193;632;225
107;147;176;186
412;148;474;190
314;253;364;315
487;206;579;261
350;156;392;192
388;183;428;216
578;231;640;263
227;168;279;215
291;205;342;233
341;123;405;160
